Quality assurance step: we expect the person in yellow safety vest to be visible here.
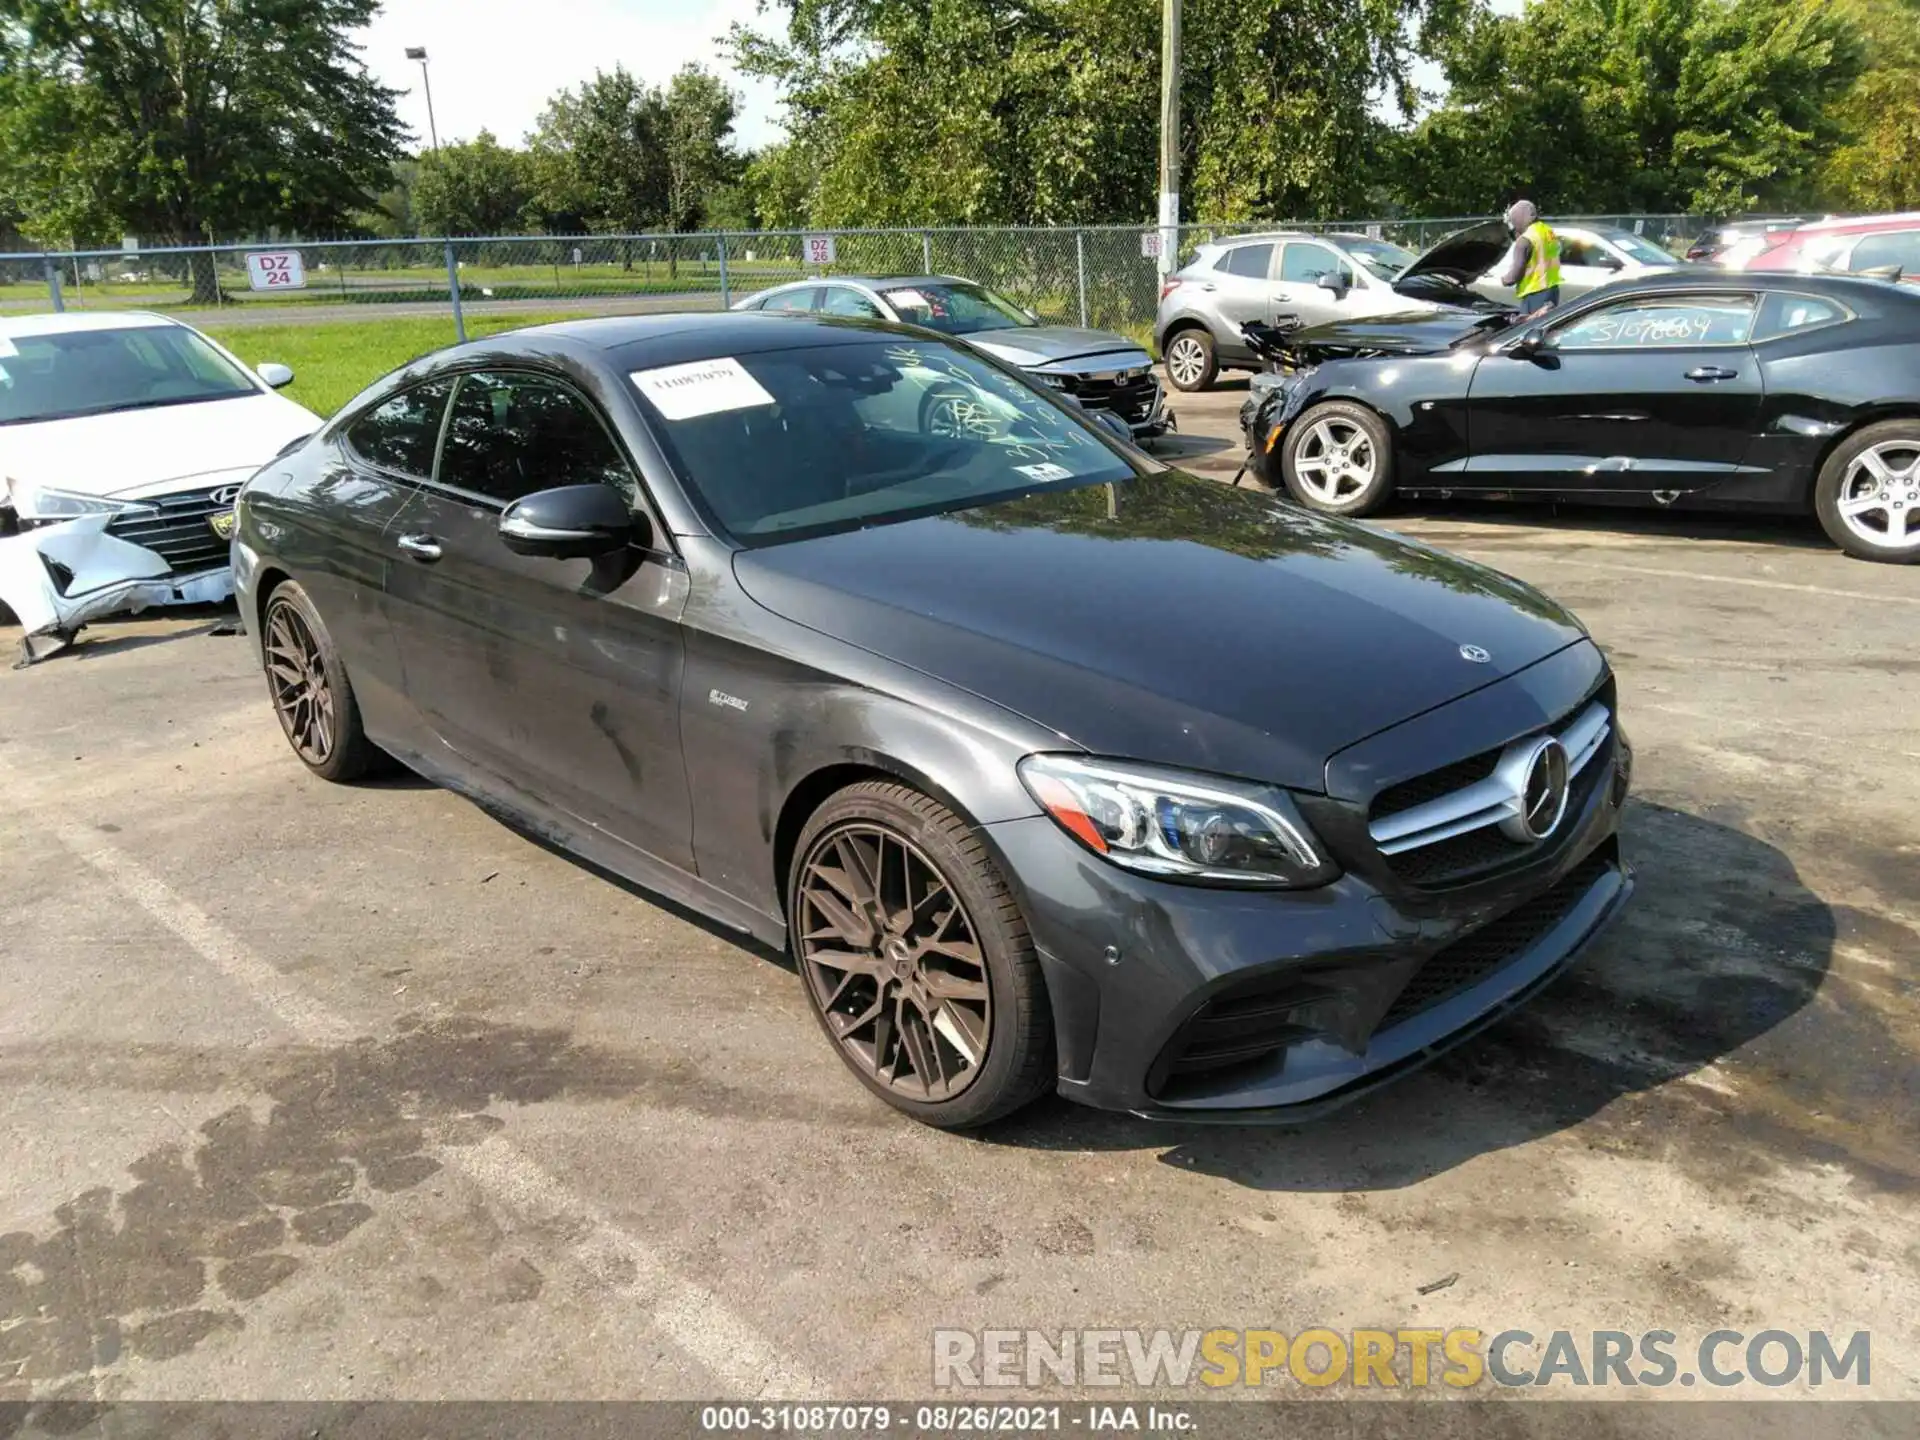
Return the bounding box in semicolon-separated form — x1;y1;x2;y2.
1495;199;1562;315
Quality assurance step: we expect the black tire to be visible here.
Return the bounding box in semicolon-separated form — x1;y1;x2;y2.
787;780;1054;1129
1162;327;1218;392
1812;419;1920;564
260;579;383;782
1279;399;1395;517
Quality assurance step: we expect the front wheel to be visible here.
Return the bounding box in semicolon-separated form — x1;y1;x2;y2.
261;580;383;782
788;781;1054;1129
1814;422;1920;563
1280;401;1395;517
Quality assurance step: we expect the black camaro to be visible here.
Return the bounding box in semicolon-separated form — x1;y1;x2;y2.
1240;271;1920;563
235;313;1632;1128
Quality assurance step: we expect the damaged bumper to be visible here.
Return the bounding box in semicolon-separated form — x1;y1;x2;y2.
0;514;233;664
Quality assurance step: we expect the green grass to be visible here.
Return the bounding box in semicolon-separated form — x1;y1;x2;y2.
204;311;587;416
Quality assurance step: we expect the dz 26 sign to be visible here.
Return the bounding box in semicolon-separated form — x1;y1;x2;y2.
245;251;306;291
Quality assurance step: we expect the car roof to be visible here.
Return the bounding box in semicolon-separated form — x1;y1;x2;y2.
1795;211;1920;234
0;310;178;338
491;310;935;370
759;275;972;291
1584;270;1916;304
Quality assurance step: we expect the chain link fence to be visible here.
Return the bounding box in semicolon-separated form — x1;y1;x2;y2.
1;216;1707;340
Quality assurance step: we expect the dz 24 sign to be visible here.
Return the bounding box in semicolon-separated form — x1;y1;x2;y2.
245;251;307;291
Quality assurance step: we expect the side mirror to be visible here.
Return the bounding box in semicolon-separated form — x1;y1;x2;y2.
1316;271;1351;296
499;484;642;559
257;363;295;389
1595;254;1624;272
1506;330;1547;357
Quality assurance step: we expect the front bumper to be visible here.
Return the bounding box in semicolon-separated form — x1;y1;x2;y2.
0;512;234;664
983;718;1632;1121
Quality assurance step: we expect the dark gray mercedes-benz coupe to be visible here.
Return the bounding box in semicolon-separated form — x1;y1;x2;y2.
235;312;1634;1128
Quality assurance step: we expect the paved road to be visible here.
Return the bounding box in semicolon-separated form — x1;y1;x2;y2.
2;385;1916;1414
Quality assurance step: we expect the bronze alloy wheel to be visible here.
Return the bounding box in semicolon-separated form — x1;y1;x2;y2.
263;597;337;767
794;822;993;1101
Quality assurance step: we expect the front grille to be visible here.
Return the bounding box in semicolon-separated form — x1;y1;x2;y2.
105;487;235;574
1376;843;1616;1032
1371;748;1501;821
1064;369;1158;423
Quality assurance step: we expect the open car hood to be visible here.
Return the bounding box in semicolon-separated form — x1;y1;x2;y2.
1395;220;1513;286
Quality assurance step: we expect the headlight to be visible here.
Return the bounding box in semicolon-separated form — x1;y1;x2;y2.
1018;754;1339;888
1032;372;1070;390
5;478;154;522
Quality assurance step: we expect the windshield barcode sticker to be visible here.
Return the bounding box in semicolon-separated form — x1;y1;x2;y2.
1016;462;1073;482
631;357;775;419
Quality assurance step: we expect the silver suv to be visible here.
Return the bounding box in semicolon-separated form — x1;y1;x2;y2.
1154;228;1511;391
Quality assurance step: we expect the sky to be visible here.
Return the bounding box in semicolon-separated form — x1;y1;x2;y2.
356;0;789;153
356;0;1531;158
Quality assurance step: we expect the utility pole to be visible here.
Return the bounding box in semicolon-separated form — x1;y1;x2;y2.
1157;0;1180;279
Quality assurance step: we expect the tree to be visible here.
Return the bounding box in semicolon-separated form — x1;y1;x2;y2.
1823;0;1920;210
729;0;1463;227
526;66;670;236
662;65;741;233
354;159;420;239
0;0;406;299
412;131;537;237
1391;0;1866;216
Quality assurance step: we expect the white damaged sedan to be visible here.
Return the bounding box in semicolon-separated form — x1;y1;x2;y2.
0;312;319;662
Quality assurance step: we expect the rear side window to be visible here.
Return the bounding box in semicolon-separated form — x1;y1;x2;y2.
344;380;454;476
1850;230;1920;274
1217;244;1274;279
818;286;882;318
437;371;633;505
1753;292;1851;342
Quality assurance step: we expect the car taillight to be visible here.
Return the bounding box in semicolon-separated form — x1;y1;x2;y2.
1160;277;1183;300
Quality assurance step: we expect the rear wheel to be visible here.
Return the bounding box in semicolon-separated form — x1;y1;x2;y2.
788;781;1053;1129
261;580;382;782
1280;401;1395;517
1814;421;1920;563
1163;328;1217;392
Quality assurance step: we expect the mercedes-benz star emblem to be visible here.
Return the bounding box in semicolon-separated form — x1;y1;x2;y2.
1459;643;1491;664
1511;738;1570;842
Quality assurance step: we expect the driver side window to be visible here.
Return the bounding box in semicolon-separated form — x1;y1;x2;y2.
437;372;635;505
1281;243;1341;284
1551;295;1757;350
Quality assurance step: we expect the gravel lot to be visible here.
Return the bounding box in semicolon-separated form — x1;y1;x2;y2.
2;371;1917;1413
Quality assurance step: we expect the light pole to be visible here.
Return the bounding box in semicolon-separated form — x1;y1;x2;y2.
405;46;440;153
1157;0;1180;279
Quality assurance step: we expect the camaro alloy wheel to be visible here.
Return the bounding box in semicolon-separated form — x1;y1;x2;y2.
264;597;337;769
1290;415;1379;507
1835;439;1920;554
795;822;993;1102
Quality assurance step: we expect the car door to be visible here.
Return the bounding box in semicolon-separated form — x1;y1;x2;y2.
1202;242;1278;359
293;379;456;741
1464;290;1766;494
382;368;694;869
1269;240;1350;328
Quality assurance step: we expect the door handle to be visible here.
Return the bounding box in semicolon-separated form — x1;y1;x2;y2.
396;533;443;562
1685;366;1738;382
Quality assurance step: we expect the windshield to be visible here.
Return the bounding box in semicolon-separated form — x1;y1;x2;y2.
1607;232;1677;266
631;338;1135;546
0;325;257;426
1346;238;1417;279
876;282;1035;335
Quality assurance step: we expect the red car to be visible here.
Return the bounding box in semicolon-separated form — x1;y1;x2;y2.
1742;212;1920;281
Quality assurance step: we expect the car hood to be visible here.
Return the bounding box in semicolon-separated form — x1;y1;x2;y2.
960;326;1144;367
732;471;1587;790
1396;219;1512;285
0;391;321;499
1287;310;1504;359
